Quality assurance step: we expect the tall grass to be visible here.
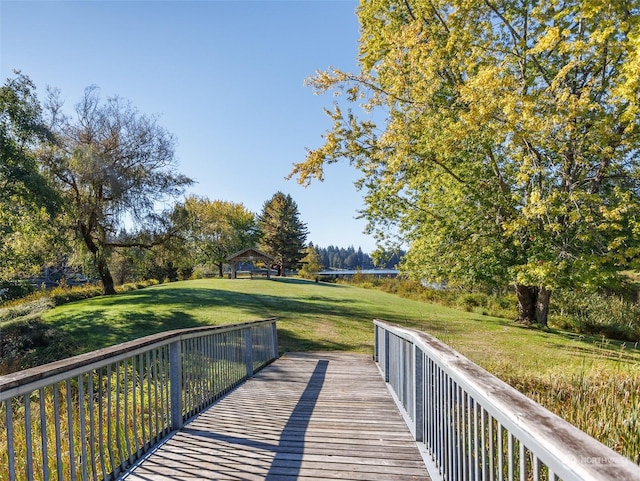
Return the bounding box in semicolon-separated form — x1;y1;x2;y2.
497;366;640;464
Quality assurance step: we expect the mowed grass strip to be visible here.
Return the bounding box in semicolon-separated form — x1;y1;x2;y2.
43;277;640;372
42;277;640;462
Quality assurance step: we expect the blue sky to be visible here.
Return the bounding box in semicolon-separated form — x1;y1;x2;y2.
0;0;379;252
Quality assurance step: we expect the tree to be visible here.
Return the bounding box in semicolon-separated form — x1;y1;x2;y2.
176;196;258;277
258;192;308;276
0;72;63;288
299;245;323;279
290;0;640;325
42;86;192;294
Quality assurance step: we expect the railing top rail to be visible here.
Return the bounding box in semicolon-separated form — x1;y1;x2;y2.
374;319;640;480
0;318;277;396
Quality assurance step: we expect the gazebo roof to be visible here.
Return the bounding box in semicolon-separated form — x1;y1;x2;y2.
226;247;274;263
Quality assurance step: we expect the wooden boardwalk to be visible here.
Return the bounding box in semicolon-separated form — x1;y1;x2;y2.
121;352;430;481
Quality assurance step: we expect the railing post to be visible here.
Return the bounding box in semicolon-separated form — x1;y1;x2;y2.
384;329;390;383
374;324;379;362
169;340;183;431
244;328;253;378
414;344;424;443
271;321;279;359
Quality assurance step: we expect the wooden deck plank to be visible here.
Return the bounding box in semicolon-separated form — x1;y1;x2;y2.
120;352;430;481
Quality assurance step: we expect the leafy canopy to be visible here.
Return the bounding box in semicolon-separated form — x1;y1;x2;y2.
0;72;62;282
175;196;258;277
292;0;640;295
42;86;192;294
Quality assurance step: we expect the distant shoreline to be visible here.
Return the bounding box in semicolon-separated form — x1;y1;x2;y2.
317;269;399;276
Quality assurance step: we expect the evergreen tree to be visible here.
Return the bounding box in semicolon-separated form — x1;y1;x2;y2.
258;192;308;276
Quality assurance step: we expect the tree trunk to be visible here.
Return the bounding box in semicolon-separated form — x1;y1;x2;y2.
536;287;551;326
516;284;537;324
78;221;116;295
96;252;116;295
217;262;224;278
515;284;550;326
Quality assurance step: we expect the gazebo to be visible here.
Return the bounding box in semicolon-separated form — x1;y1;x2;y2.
226;247;275;279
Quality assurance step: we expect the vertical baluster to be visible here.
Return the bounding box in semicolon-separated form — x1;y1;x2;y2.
489;415;495;481
97;370;107;481
508;432;514;481
146;351;153;442
198;336;204;410
424;358;430;451
460;390;467;481
123;358;132;463
5;399;16;481
481;407;487;481
168;343;173;428
164;345;171;431
24;394;34;481
133;355;140;457
106;364;115;476
209;335;214;396
208;335;214;402
38;387;49;481
213;334;219;398
195;337;200;410
65;379;76;481
157;347;166;436
186;341;193;416
152;348;159;439
498;423;504;481
440;371;446;479
191;338;196;412
115;361;125;475
271;320;278;360
87;373;97;481
446;375;452;480
138;353;146;452
181;339;188;416
474;398;480;480
53;384;63;481
224;334;235;392
78;375;88;481
519;443;527;481
222;334;228;393
467;397;473;481
452;381;459;481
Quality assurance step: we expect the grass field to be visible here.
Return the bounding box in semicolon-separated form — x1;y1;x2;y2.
39;277;640;462
43;277;639;372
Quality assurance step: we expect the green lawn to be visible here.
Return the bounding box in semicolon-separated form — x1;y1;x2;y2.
43;277;640;375
34;277;640;461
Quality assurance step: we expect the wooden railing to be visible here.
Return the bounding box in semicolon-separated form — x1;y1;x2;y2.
0;319;278;481
374;319;640;481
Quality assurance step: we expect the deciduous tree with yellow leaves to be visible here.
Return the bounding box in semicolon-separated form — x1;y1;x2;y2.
291;0;640;325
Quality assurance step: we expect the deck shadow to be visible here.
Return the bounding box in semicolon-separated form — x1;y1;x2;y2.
265;359;328;479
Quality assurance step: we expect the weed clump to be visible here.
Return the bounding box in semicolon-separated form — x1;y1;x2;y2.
0;316;78;375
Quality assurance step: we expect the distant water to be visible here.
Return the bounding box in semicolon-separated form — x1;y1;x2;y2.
317;269;399;276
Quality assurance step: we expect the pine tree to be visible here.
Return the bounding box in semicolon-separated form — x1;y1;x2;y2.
258;192;308;276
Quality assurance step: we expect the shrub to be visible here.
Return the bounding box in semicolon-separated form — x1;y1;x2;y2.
0;280;35;303
457;293;489;311
0;297;55;323
551;290;640;342
0;316;79;375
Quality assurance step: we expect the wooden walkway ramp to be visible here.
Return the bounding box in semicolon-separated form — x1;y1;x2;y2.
121;352;430;481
